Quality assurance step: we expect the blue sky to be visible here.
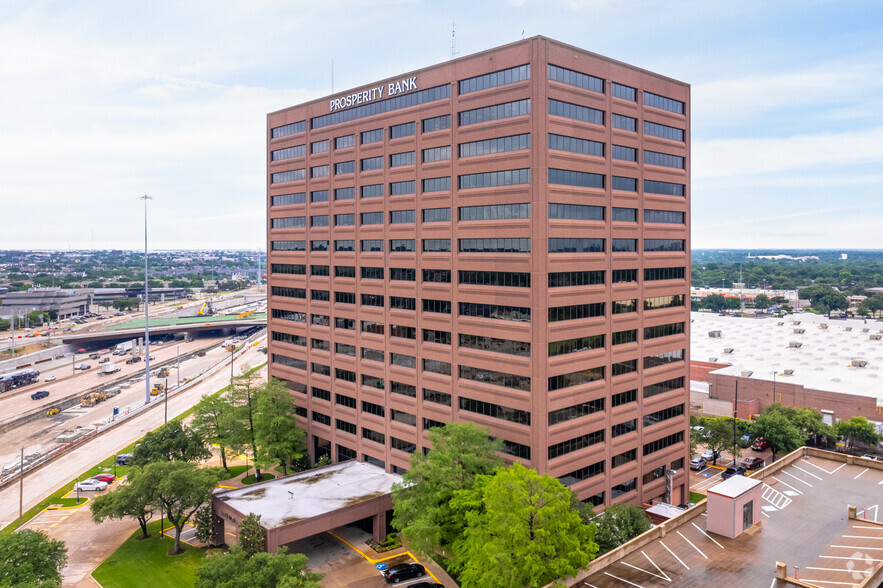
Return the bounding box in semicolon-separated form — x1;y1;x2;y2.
1;0;881;250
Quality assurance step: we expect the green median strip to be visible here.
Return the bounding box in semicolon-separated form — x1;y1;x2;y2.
1;362;267;534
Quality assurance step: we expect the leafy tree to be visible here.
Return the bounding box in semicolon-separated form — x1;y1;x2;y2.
192;393;240;471
111;298;139;312
703;418;739;465
595;503;652;552
314;454;331;468
0;318;9;332
238;513;266;557
0;529;68;587
136;461;224;554
193;506;215;544
392;422;503;557
131;420;210;466
753;293;771;310
254;379;305;475
229;374;264;481
701;294;728;312
836;416;881;449
763;404;836;447
752;410;806;461
194;544;322;588
91;480;156;539
451;463;598;587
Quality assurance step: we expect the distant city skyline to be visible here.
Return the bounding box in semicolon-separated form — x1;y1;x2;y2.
1;0;881;249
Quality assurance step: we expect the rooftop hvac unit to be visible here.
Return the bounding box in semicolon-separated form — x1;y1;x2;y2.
862;328;870;333
852;359;869;368
792;320;801;325
789;341;803;348
709;330;722;338
723;348;734;354
776;322;784;326
708;357;719;362
845;327;853;332
793;328;805;334
871;334;882;341
819;324;828;330
741;370;754;377
784;369;795;375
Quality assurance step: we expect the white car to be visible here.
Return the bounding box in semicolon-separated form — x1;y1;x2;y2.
74;479;108;492
45;375;57;382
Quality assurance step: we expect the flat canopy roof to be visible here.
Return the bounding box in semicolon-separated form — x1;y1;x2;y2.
691;311;883;403
216;461;402;528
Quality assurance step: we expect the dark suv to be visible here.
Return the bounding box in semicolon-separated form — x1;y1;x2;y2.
382;563;426;583
31;390;50;400
721;466;747;480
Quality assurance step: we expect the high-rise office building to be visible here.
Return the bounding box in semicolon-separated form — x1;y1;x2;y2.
266;36;690;507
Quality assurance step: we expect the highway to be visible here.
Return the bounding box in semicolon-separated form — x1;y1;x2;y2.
0;337;268;530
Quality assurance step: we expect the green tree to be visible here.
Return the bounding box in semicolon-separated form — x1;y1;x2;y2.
594;503;652;553
238;513;266;557
193;506;215;544
704;418;739;465
192;393;239;471
0;529;68;587
254;379;305;476
753;410;806;461
131;420;210;466
392;422;503;557
701;294;728;312
753;293;771;310
136;461;224;554
111;298;139;312
836;416;881;449
229;374;264;481
0;318;9;332
451;463;598;587
194;544;322;588
90;480;156;539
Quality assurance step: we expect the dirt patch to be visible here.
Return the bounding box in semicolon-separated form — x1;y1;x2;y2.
280;516;301;524
296;470;337;485
235;487;268;500
342;491;384;507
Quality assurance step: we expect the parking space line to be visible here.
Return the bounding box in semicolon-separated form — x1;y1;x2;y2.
791;465;824;480
691;523;724;549
603;572;645;587
802;459;835;474
806;566;871;574
782;470;813;487
854;468;869;480
621;551;670;582
799;580;867;586
831;545;883;551
326;531;440;583
676;530;707;559
842;535;883;540
820;555;883;562
659;540;689;570
769;476;803;495
830;463;846;474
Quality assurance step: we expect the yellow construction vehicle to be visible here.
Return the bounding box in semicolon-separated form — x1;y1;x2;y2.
150;383;165;396
224;344;236;352
157;367;170;378
236;310;255;319
46;407;59;416
81;391;106;407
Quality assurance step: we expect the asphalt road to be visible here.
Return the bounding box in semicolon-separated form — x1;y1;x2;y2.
0;338;267;529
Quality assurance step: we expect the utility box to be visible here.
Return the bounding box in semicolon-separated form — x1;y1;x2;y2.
707;476;762;538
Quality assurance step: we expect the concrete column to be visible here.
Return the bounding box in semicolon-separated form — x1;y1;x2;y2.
373;512;387;543
210;511;225;547
848;505;857;520
776;562;786;580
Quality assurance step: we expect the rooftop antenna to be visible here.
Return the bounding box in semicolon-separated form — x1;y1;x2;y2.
451;22;459;60
522;29;525;40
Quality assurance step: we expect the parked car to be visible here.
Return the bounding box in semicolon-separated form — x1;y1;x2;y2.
701;449;721;461
74;479;108;492
742;457;765;470
411;583;444;588
31;390;50;400
44;375;56;382
690;426;707;440
860;454;879;461
751;438;770;451
115;453;133;466
91;474;116;483
721;466;747;480
381;563;426;584
690;456;707;470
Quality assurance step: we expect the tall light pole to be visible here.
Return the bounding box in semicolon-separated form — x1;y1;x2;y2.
140;194;153;405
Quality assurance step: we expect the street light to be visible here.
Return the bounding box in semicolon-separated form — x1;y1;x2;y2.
139;194;153;405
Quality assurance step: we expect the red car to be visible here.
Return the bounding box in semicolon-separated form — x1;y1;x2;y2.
751;438;770;451
91;474;116;484
742;457;764;470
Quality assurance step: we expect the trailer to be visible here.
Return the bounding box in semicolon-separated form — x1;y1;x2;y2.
98;362;120;376
0;368;40;393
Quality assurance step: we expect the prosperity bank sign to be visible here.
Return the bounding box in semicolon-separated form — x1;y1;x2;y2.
329;77;418;111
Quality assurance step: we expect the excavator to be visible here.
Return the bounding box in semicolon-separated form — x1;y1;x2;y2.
150;383;165;396
196;300;214;316
81;391;106;407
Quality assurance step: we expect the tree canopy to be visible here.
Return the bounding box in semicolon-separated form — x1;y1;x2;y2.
595;503;652;553
752;410;806;461
192;393;240;471
238;513;266;557
836;416;881;449
0;529;68;587
194;545;322;588
391;422;502;556
131;420;210;466
450;463;598;587
90;480;156;539
254;379;305;475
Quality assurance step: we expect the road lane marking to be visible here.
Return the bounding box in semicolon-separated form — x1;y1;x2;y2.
660;540;689;570
854;468;869;480
691;523;725;549
782;470;813;487
792;465;823;480
603;572;645;587
676;530;707;559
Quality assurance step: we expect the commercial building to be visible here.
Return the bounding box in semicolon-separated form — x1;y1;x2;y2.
0;287;93;320
266;36;691;508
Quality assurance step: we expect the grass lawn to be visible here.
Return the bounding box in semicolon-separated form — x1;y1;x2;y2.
220;464;249;480
241;473;276;485
92;520;205;588
690;491;706;504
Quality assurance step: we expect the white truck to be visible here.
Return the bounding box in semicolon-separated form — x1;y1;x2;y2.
98;362;120;376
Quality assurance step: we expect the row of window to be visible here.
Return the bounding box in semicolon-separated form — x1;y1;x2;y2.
271;238;685;254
